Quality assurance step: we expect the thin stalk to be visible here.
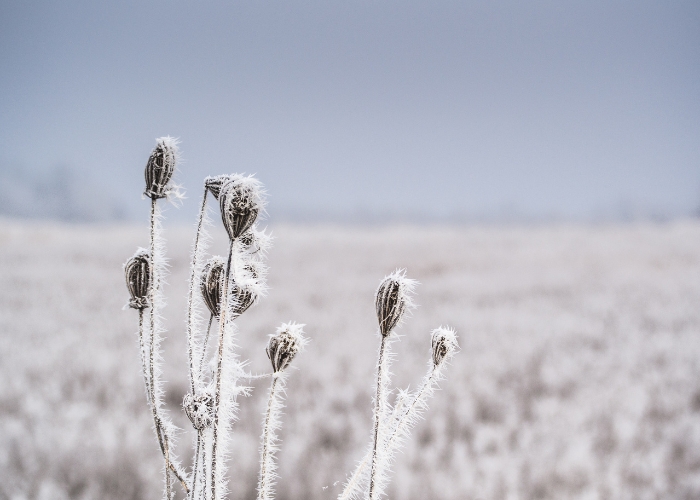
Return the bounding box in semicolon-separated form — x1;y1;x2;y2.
190;433;202;500
187;186;209;394
138;309;151;403
368;334;388;500
257;375;279;500
198;314;214;382
149;198;173;500
211;241;234;500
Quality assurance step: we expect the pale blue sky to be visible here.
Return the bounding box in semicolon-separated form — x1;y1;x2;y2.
0;1;698;222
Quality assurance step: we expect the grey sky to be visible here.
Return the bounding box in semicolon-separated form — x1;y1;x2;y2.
0;1;698;222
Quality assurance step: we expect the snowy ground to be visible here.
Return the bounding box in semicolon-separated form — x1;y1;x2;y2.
1;219;699;500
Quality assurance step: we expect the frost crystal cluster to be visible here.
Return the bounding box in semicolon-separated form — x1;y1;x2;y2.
123;137;458;500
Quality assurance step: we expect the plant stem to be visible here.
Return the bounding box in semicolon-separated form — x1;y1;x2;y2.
198;314;214;383
211;241;234;500
149;198;173;500
258;375;279;500
138;309;151;403
368;334;388;500
187;186;209;394
190;433;201;500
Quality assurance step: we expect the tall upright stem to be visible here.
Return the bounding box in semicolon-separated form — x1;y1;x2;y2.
187;186;209;395
148;198;172;500
258;376;279;500
211;241;234;500
368;334;388;500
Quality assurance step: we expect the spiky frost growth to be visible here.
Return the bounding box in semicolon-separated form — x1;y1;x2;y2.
219;175;266;241
258;323;307;500
375;269;417;336
240;225;273;257
201;257;225;318
145;137;179;199
231;261;266;317
339;327;458;500
125;248;150;310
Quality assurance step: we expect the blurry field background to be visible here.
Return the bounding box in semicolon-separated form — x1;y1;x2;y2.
1;218;699;500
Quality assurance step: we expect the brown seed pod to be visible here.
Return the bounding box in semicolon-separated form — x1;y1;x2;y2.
183;392;214;431
375;269;417;336
144;137;178;199
125;249;150;310
266;323;306;373
200;257;225;317
431;327;458;367
219;176;263;241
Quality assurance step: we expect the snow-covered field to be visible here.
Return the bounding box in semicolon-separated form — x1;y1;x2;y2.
1;219;699;500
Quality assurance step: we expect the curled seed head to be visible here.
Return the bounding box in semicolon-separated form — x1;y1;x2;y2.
239;225;273;256
204;174;230;200
375;269;417;336
431;327;459;367
124;249;150;310
219;175;265;241
266;322;307;373
200;257;225;317
144;137;178;199
183;392;215;431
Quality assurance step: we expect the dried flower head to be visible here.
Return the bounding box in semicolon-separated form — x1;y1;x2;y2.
230;264;261;316
124;249;151;310
204;174;230;200
431;327;458;366
201;257;225;318
183;392;215;431
266;323;307;373
219;175;265;241
144;137;178;199
375;269;417;336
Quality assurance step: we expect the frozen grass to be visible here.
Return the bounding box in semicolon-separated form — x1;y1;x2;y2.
1;220;700;499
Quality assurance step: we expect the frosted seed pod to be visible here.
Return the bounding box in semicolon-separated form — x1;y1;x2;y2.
230;275;257;316
204;174;230;200
431;327;458;366
144;137;178;199
124;249;150;310
183;392;215;431
375;269;417;336
266;323;307;373
219;175;264;241
201;257;225;318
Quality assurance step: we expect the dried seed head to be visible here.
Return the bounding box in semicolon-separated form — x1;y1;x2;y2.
204;174;230;200
219;175;265;241
431;327;459;367
230;264;261;316
144;137;178;199
239;225;272;255
124;249;150;310
266;322;307;373
183;392;214;431
375;269;417;336
200;256;225;317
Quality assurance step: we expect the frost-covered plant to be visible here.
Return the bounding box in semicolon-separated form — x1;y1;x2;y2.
124;137;457;500
338;276;459;500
